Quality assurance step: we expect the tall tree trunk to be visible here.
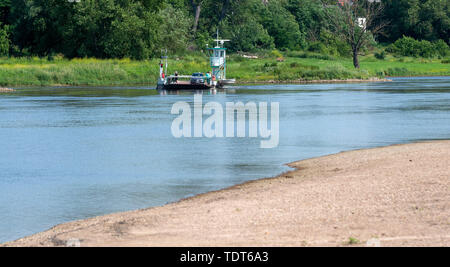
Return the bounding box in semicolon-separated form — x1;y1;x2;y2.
353;49;360;69
193;4;201;33
219;0;230;22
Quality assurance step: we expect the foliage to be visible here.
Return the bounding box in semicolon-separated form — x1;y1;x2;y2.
387;36;449;58
380;0;450;44
0;0;10;25
10;0;169;59
286;0;326;42
434;40;450;58
10;0;75;56
374;50;386;60
269;49;283;59
157;5;192;54
323;0;385;68
306;31;351;57
0;23;9;56
219;1;274;52
0;0;448;60
63;0;161;59
223;17;274;52
258;1;305;50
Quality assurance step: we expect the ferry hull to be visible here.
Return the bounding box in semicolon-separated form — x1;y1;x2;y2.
157;81;214;90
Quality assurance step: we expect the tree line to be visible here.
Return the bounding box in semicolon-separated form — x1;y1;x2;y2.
0;0;448;60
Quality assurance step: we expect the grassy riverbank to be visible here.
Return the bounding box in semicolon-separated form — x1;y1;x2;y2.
0;53;449;86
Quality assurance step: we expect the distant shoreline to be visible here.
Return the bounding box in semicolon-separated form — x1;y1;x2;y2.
6;76;450;89
3;140;449;247
237;77;392;84
8;76;450;89
2;77;393;89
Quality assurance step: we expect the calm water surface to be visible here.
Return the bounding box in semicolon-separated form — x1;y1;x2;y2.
0;77;449;242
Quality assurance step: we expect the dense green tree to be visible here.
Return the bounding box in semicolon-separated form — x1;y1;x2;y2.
10;0;163;59
10;0;75;56
0;0;10;25
194;0;241;38
136;0;165;9
413;0;449;42
64;0;161;59
287;0;326;42
103;3;159;59
387;36;449;58
157;5;192;53
61;0;117;58
212;0;273;52
3;0;448;58
381;0;450;43
221;15;274;52
258;0;305;50
0;23;9;56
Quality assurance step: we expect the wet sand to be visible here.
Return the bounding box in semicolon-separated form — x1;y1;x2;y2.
3;141;449;247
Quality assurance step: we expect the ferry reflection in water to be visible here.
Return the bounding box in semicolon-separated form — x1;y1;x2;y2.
157;88;235;96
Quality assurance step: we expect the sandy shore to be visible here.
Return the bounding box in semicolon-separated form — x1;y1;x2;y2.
0;88;14;92
3;141;449;247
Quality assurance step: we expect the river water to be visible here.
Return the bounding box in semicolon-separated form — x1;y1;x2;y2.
0;77;449;242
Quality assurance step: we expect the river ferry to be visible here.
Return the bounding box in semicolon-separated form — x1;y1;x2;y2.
156;33;235;90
